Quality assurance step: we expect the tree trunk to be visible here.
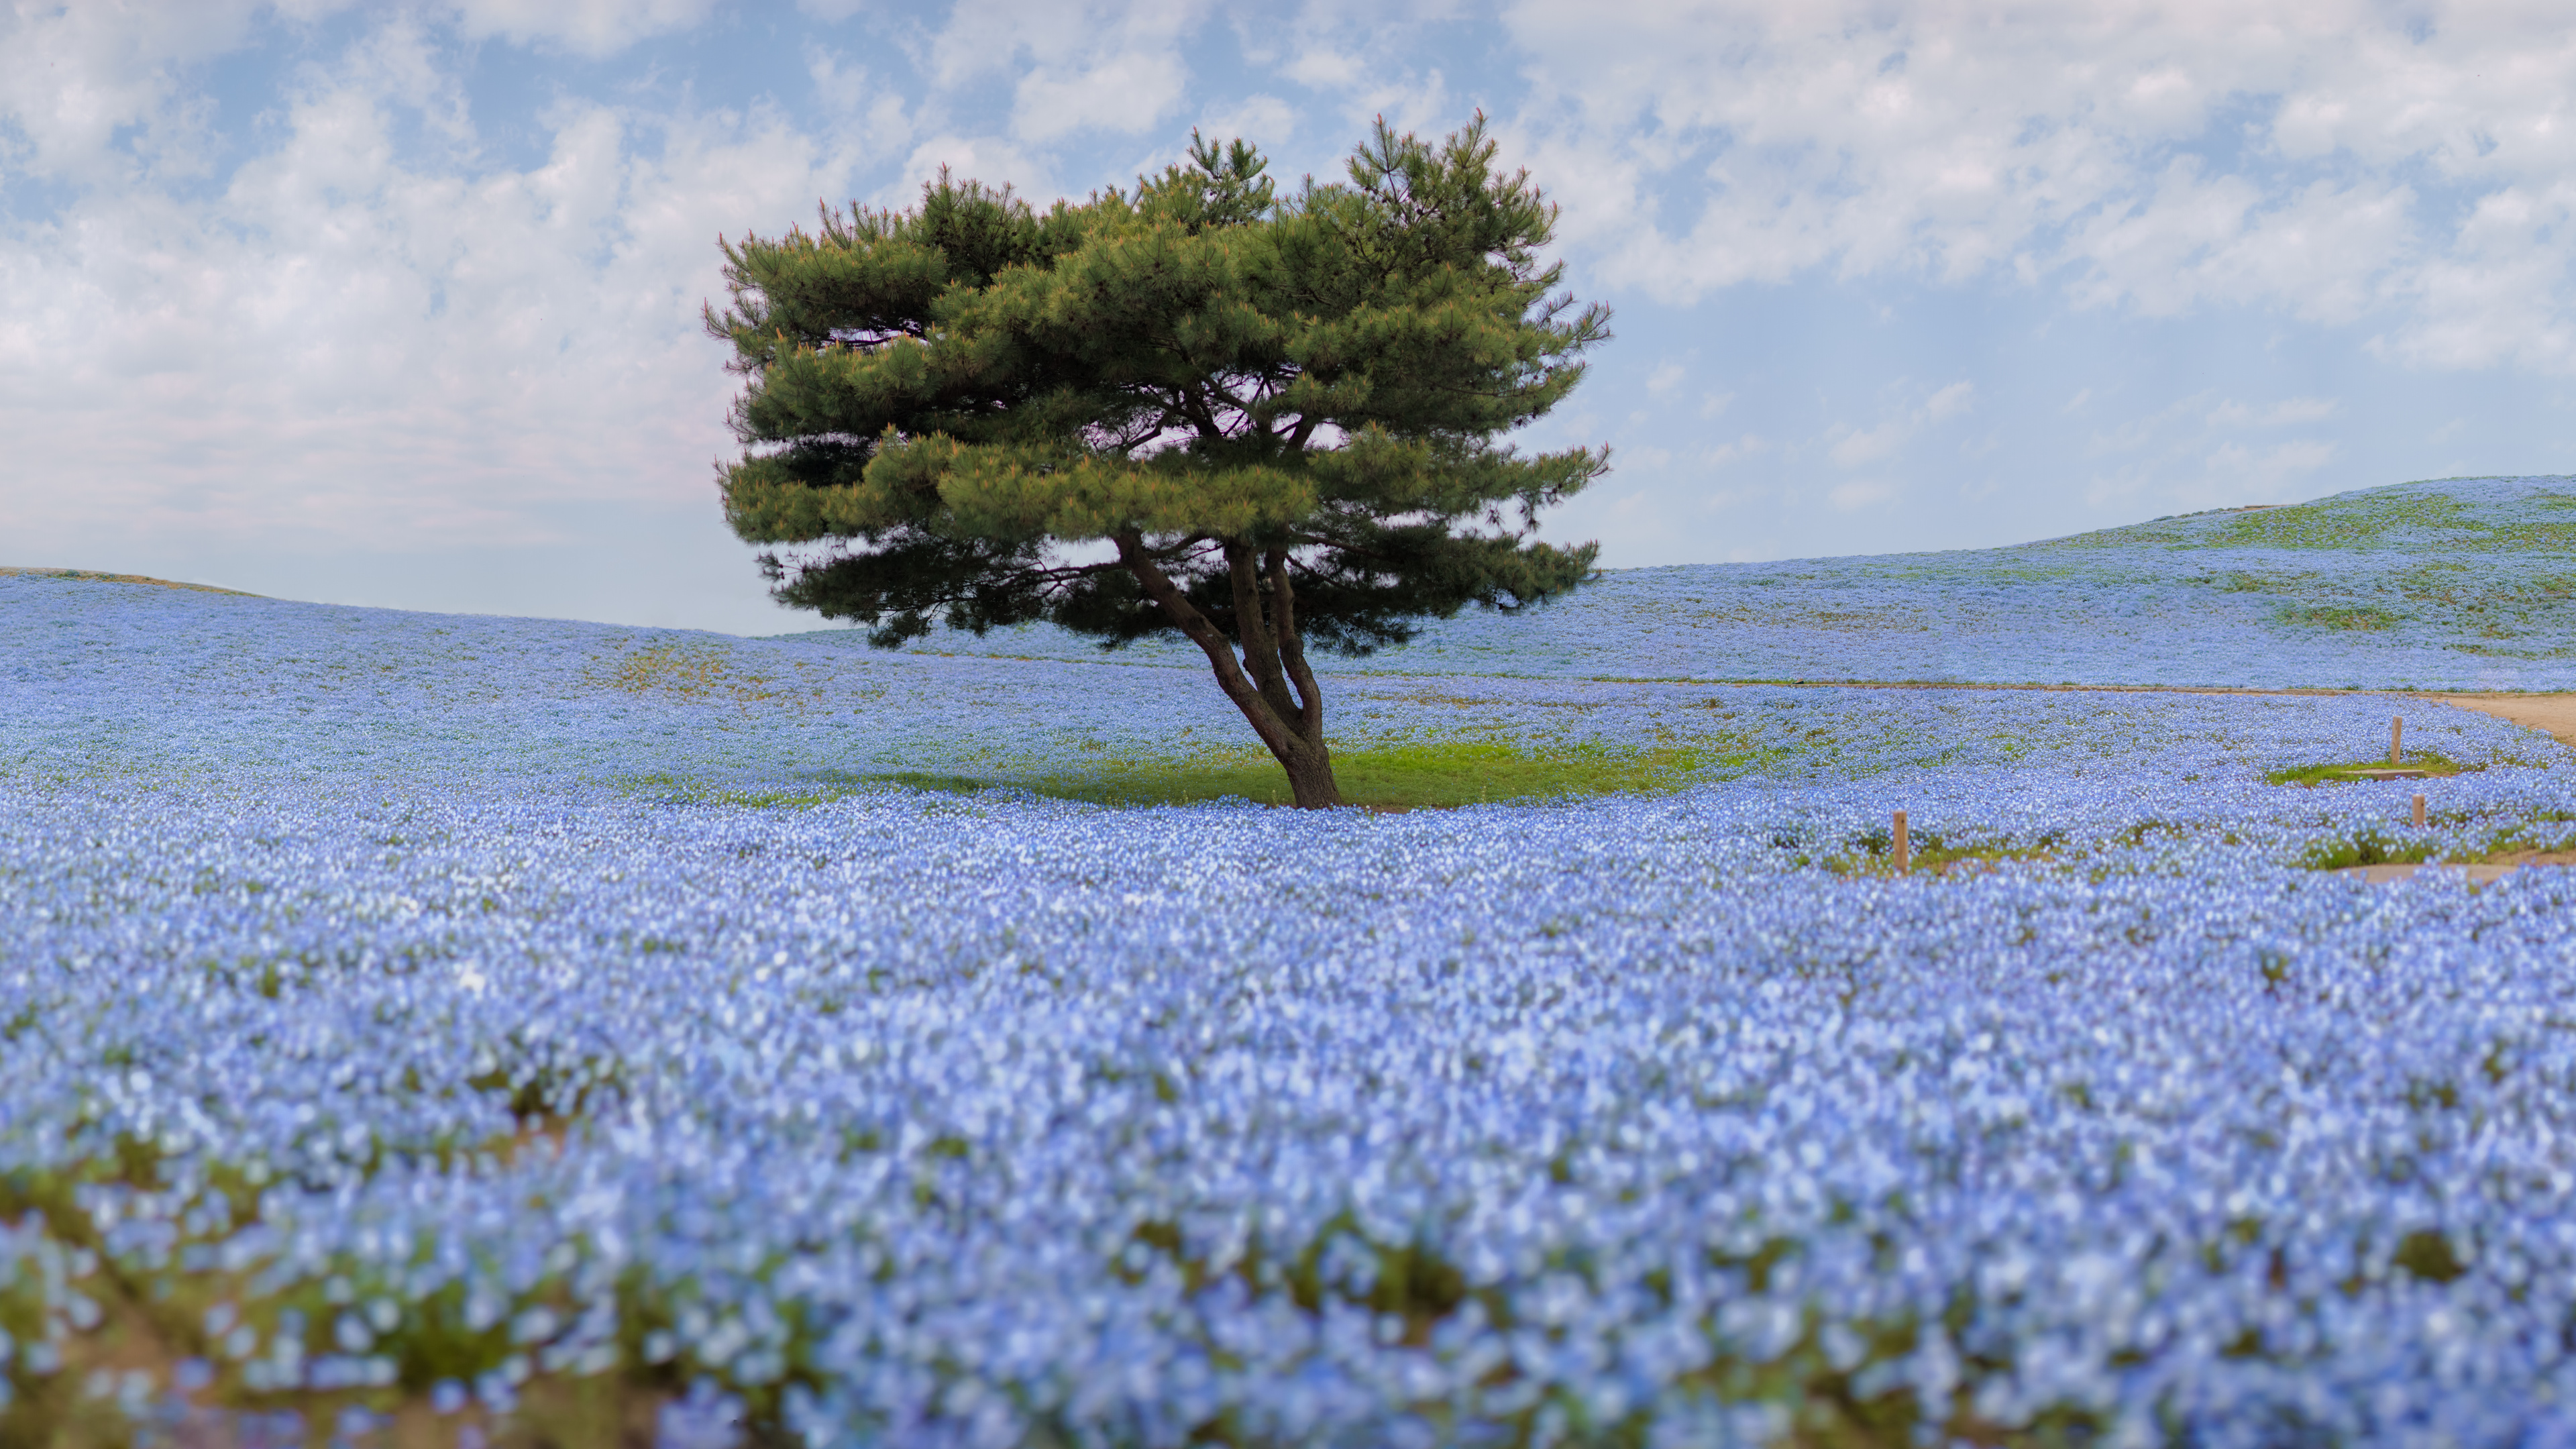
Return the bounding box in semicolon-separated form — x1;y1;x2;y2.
1113;533;1346;808
1273;734;1343;809
1256;544;1340;808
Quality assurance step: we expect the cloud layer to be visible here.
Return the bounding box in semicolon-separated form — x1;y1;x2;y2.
1507;0;2576;368
4;1;2575;628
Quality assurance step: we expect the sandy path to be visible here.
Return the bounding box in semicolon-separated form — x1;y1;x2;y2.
2429;694;2576;749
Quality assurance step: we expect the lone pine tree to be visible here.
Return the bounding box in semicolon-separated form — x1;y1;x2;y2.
707;118;1610;808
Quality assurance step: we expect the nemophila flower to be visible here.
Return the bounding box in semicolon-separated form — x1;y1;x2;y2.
9;520;2576;1444
813;475;2576;693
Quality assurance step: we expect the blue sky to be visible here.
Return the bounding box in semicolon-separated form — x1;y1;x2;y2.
6;1;2574;634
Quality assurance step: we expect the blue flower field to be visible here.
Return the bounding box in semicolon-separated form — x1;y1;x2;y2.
828;476;2576;692
11;478;2576;1445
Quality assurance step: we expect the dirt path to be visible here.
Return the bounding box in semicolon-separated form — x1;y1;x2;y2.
2428;694;2576;749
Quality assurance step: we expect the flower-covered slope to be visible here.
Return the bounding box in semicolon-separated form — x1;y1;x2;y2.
795;475;2576;690
17;561;2510;798
9;524;2576;1444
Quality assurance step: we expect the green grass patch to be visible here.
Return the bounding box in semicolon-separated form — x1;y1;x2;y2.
2298;813;2576;871
2265;752;2477;787
1819;826;2061;878
2300;830;2443;871
612;739;1751;812
2194;490;2498;552
2275;603;2404;631
0;565;260;596
1014;737;1741;809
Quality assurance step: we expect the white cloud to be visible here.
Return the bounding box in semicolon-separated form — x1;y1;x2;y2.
805;45;914;146
1499;0;2576;370
2078;388;2345;511
1693;478;1776;513
12;0;2575;620
2067;167;2416;323
2088;391;2216;457
1704;433;1767;468
0;1;333;185
1013;48;1188;142
889;132;1059;201
1284;46;1365;91
2203;438;2341;495
2375;181;2576;368
0;19;871;559
1826;380;1974;467
1827;419;1909;468
903;0;1199;144
1191;95;1299;152
1829;480;1896;511
443;0;725;58
2206;396;2342;428
1242;3;1462;140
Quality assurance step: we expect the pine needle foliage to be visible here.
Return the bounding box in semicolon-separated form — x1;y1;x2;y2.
705;117;1611;806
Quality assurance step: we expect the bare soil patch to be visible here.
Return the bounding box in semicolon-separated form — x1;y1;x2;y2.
2430;693;2576;749
2339;859;2576;885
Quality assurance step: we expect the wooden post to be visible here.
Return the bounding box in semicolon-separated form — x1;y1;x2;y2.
2391;716;2404;765
1892;809;1910;874
2413;793;2426;829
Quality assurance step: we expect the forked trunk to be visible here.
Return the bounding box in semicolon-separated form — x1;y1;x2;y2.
1114;533;1348;809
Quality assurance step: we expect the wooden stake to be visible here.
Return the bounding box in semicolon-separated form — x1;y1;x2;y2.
1892;809;1910;874
2391;716;2404;765
2413;793;2426;829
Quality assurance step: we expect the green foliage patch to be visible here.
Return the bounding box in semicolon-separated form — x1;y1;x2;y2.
2276;603;2404;631
1823;833;2065;878
2202;490;2487;551
1033;737;1737;809
706;119;1613;807
2298;830;2443;871
879;737;1746;810
0;566;260;597
2265;752;2476;787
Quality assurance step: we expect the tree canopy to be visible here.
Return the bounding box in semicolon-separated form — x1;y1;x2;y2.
706;117;1611;807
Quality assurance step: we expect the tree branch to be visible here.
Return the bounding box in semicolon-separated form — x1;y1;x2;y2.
1178;386;1226;440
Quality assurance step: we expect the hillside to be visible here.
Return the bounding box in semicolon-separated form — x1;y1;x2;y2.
786;475;2576;690
20;559;2555;809
21;494;2576;1441
17;492;2576;1442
